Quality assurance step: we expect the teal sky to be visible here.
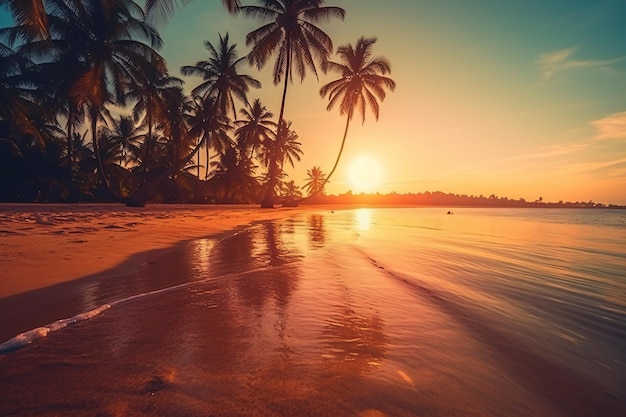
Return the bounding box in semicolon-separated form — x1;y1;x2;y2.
2;1;625;203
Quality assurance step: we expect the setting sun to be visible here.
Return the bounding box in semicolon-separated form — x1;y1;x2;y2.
348;155;382;193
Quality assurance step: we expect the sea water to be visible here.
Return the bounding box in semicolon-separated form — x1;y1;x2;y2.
1;207;625;417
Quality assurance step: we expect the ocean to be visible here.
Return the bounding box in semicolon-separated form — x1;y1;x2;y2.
1;207;625;417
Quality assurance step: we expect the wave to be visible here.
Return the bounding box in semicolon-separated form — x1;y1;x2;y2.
0;304;112;354
0;239;282;355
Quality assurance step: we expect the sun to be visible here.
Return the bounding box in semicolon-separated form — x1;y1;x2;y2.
348;155;382;193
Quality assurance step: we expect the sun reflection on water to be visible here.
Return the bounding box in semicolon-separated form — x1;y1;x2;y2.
355;208;372;231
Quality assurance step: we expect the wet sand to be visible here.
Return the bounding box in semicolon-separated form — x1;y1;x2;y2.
0;246;564;417
0;203;310;298
0;204;315;340
1;211;567;417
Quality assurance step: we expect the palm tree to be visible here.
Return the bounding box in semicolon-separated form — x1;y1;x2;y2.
100;115;143;165
0;41;48;147
145;0;241;24
15;0;167;198
181;33;261;120
126;73;185;175
258;119;302;203
186;95;233;179
302;165;326;196
281;179;302;201
182;33;259;180
234;98;275;160
0;0;241;39
240;0;344;207
318;37;396;191
208;146;260;203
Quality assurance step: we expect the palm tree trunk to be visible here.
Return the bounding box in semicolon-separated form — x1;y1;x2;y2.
144;106;153;174
197;136;201;179
277;38;290;125
66;110;76;201
301;116;351;204
262;36;292;208
205;142;210;180
91;108;116;200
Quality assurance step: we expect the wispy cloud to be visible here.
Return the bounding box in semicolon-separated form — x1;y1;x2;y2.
591;111;626;139
538;48;623;78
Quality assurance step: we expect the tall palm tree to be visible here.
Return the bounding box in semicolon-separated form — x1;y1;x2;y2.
181;33;260;120
16;0;167;197
240;0;344;207
302;165;326;196
234;98;275;160
318;37;396;191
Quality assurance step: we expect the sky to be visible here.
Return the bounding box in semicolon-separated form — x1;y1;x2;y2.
2;1;626;204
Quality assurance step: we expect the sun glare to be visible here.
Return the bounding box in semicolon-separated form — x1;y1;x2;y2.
348;155;382;193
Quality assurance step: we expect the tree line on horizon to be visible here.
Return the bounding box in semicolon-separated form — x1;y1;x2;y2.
0;0;395;207
309;190;625;209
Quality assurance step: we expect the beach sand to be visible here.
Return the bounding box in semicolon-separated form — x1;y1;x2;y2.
0;203;310;298
0;203;316;343
0;204;618;416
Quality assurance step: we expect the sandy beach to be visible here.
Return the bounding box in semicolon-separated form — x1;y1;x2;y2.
0;204;313;298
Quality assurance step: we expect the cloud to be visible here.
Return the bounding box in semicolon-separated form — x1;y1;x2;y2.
538;48;623;78
592;111;626;139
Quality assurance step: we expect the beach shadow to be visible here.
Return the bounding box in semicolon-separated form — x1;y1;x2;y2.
0;243;198;343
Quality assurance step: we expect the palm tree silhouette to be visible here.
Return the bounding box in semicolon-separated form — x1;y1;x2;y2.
181;33;261;120
186;96;233;179
240;0;345;207
15;0;167;197
145;0;242;23
234;98;276;161
182;33;259;179
0;0;242;39
208;146;260;203
302;165;327;197
319;37;395;191
258;120;302;201
126;74;185;176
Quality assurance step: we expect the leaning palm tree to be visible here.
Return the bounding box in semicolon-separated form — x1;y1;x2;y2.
181;33;261;120
240;0;344;207
318;37;396;191
302;165;326;196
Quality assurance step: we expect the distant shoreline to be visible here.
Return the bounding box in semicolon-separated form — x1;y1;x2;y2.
302;192;626;209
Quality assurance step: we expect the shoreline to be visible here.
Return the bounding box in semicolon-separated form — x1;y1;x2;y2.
0;203;325;298
0;203;325;342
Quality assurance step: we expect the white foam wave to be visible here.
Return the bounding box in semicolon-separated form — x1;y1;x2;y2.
0;304;111;354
